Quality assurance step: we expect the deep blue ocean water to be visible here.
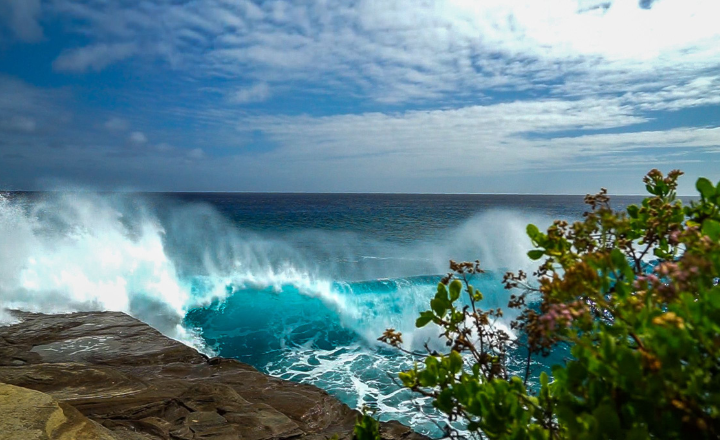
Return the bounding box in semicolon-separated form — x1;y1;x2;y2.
0;192;646;437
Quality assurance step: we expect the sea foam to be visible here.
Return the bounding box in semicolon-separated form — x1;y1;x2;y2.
0;191;551;437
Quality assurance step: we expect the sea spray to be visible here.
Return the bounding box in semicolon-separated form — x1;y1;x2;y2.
0;193;202;345
0;190;580;436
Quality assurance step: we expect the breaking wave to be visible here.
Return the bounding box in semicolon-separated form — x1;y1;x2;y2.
0;191;552;437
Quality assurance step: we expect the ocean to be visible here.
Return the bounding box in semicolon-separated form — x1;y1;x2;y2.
0;191;645;437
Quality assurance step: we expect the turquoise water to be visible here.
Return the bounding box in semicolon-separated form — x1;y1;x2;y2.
183;273;536;435
0;192;643;437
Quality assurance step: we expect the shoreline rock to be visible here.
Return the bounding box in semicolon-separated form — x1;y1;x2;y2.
0;311;428;440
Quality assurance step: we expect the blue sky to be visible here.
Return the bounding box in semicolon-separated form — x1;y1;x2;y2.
0;0;719;194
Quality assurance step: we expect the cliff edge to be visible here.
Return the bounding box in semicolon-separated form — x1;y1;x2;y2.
0;311;427;440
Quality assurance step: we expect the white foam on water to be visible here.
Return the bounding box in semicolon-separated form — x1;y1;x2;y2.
0;190;550;437
0;192;358;350
0;191;544;342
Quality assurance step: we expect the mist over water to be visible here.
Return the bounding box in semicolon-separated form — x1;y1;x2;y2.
0;191;642;436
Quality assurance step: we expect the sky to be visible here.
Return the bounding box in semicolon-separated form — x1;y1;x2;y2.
0;0;719;194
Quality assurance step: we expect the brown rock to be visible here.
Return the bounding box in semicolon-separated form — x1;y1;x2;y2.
0;382;118;440
0;311;428;440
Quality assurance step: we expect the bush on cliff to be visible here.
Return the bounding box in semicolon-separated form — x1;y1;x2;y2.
367;169;720;439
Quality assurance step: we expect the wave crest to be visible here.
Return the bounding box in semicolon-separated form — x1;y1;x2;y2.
0;192;547;350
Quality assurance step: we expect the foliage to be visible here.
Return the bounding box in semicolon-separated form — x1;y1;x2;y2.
354;407;382;440
375;169;720;439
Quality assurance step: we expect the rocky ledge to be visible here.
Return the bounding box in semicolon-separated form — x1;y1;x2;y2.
0;311;428;440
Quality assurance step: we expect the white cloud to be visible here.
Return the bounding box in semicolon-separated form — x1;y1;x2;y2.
129;131;147;144
53;43;136;73
104;117;129;131
1;116;36;133
3;1;720;192
235;98;719;178
0;75;68;139
187;148;205;159
229;83;271;104
45;0;720;106
0;75;60;114
0;0;43;42
0;72;716;192
624;76;720;111
549;127;720;151
443;0;718;61
154;143;174;153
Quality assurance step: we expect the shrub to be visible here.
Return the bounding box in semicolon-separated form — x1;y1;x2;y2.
376;169;720;439
354;408;382;440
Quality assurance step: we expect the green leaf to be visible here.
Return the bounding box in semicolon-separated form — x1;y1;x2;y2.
526;224;540;240
425;356;439;370
626;426;650;440
610;248;627;270
702;219;720;241
527;250;544;260
416;312;433;328
436;283;448;300
435;388;454;413
696;177;716;199
539;371;549;388
386;170;720;440
449;279;462;302
448;351;463;374
593;403;621;437
418;369;437;387
431;298;447;318
354;411;382;440
398;371;416;387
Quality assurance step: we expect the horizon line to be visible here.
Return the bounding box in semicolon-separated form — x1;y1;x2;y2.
1;189;697;197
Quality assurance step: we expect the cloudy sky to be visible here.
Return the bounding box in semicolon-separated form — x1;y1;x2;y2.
0;0;719;193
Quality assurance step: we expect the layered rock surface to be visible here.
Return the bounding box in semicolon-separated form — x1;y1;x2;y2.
0;382;118;440
0;311;427;440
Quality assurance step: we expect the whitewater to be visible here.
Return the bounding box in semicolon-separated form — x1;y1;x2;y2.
0;191;630;436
